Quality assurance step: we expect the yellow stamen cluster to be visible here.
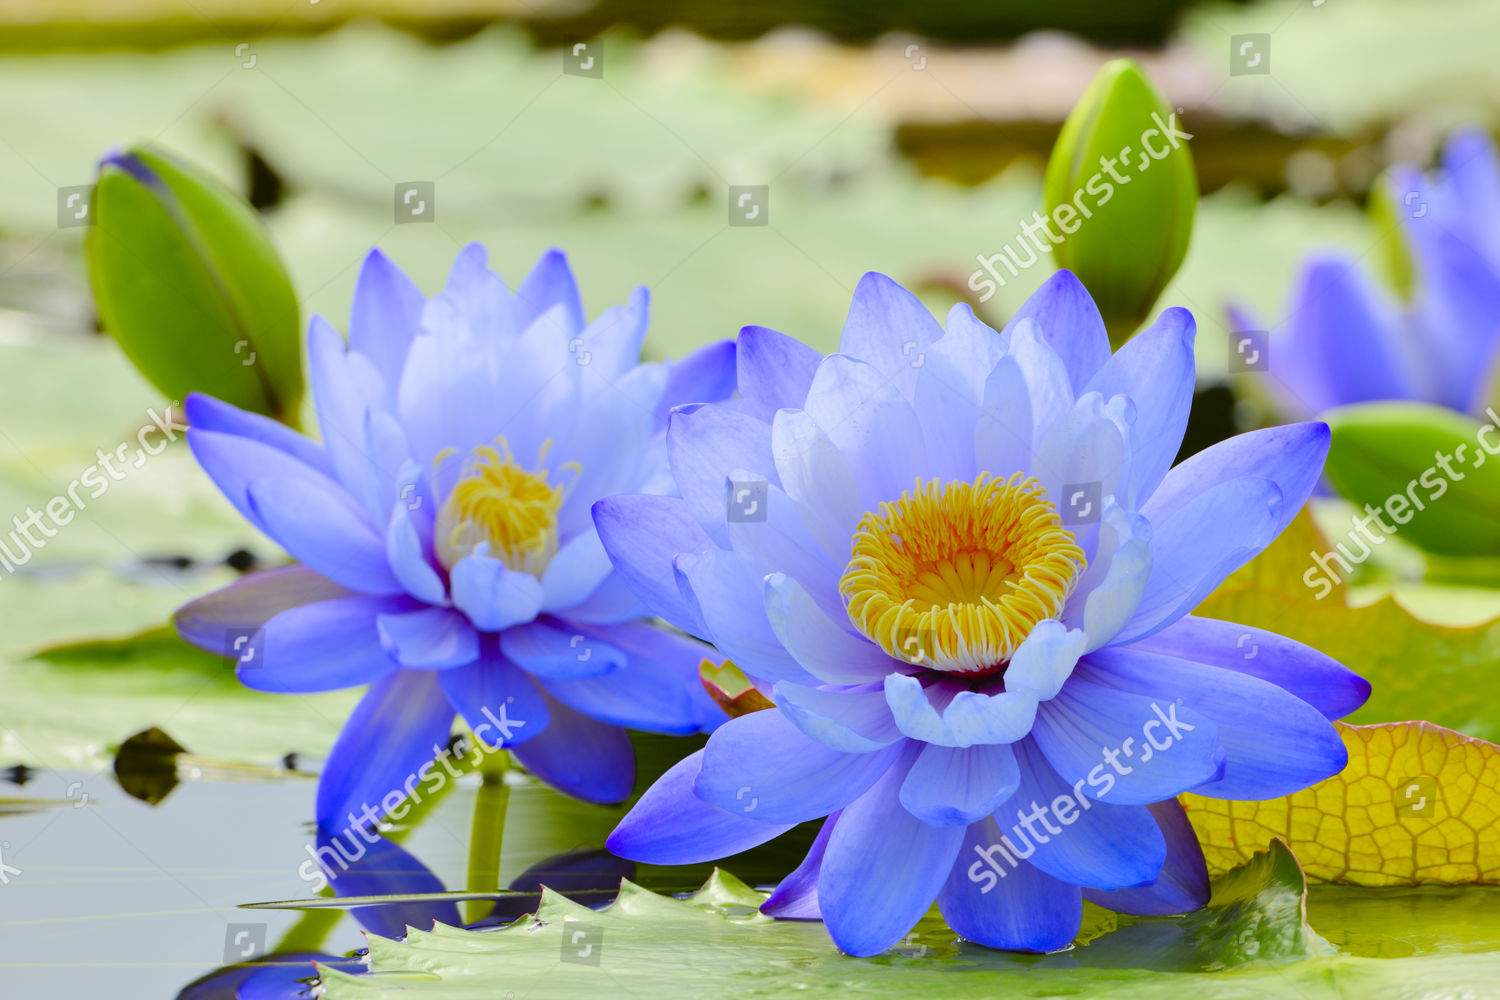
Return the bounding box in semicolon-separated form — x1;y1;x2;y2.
435;439;568;575
840;473;1086;675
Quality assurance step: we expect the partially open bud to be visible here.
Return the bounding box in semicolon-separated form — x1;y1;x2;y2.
699;659;774;718
87;146;303;423
1043;59;1197;345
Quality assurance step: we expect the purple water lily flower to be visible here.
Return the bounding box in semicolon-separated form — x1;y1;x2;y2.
1237;129;1500;419
596;270;1370;956
175;245;732;830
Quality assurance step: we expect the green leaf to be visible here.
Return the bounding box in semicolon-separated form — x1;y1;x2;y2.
1184;841;1333;966
87;145;303;422
311;848;1500;999
1323;402;1500;556
1043;58;1197;344
1;626;357;770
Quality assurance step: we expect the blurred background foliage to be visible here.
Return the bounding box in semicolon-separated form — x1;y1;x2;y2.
6;0;1500;756
2;0;1498;759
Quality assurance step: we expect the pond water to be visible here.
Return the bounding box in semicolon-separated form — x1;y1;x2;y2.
0;737;818;998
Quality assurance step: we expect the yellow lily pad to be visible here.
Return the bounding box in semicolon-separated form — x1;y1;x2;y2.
1195;508;1500;741
1183;721;1500;885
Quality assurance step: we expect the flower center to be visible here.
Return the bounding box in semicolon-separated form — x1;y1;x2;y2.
839;473;1086;675
435;440;567;575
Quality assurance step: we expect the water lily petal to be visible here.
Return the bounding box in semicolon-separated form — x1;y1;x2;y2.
772;681;902;753
1006;319;1074;447
770;408;866;560
764;572;898;685
997;737;1164;890
1141;421;1329;545
1082;305;1195;506
668;403;776;539
761;812;837;919
241;595;404;693
450;553;544;632
818;751;965;957
183;391;330;476
592;493;713;633
501;618;623;680
539;529;615;613
1083;650;1349;800
1030;674;1222;805
837;271;944;401
937;816;1082;952
349;248;425;389
509;691;635;804
308;315;388;513
387;499;447;606
514;248;585;336
1131;615;1370;720
174;565;348;652
802;353;926;510
737;325;821;421
899;742;1020;827
1001;269;1111;393
675;547;816;685
245;475;402;595
541;620;719;734
1083;800;1210;916
972;355;1034;480
1117;476;1282;644
696;708;903;824
884;673;1037;748
438;643;548;749
655;339;738;426
1002;620;1087;702
376;607;480;669
316;669;454;832
607;750;794;864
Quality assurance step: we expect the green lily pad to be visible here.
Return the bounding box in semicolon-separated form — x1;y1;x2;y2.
312;842;1500;999
1322;402;1500;557
1;626;357;770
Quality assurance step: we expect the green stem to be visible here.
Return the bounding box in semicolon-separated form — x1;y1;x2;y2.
464;752;511;924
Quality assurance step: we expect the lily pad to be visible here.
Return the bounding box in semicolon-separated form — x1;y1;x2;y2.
1194;507;1500;741
1184;721;1500;887
312;844;1500;999
1;626;357;770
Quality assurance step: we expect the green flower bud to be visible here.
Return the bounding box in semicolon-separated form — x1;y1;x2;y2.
87;146;303;423
1043;59;1197;345
1367;173;1417;302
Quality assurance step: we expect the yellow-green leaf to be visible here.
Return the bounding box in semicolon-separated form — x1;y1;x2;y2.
1196;507;1500;741
1183;721;1500;886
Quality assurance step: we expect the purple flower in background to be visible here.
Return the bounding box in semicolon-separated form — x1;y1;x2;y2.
597;270;1369;956
1237;129;1500;419
176;245;732;830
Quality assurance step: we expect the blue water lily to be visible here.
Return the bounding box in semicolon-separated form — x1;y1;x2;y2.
598;270;1370;956
1238;129;1500;419
176;245;732;829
